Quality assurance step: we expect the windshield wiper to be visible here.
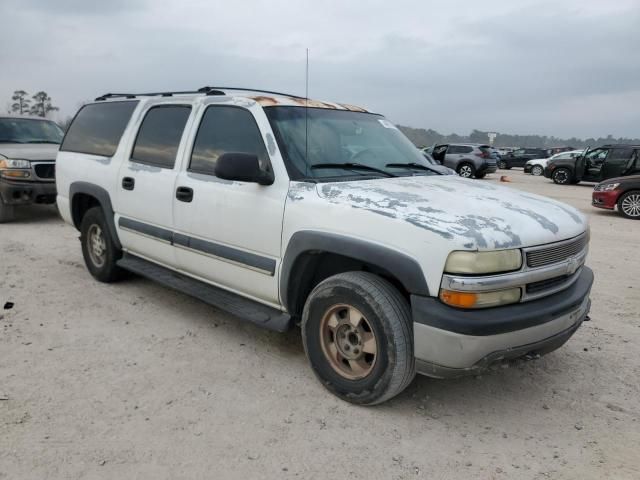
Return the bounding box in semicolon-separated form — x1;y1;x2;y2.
385;162;440;174
310;163;396;178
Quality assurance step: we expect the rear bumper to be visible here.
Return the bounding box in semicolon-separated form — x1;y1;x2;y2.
477;162;497;174
411;267;593;378
592;190;619;209
0;179;57;205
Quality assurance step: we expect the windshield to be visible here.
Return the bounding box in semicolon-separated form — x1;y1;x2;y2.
265;107;438;181
0;118;64;144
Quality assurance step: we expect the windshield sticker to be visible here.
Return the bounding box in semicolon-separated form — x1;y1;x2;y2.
378;119;398;130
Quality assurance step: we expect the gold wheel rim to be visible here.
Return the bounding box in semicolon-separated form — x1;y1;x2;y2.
319;304;377;380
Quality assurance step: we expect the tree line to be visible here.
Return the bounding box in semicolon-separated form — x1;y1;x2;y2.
8;90;58;117
398;126;640;149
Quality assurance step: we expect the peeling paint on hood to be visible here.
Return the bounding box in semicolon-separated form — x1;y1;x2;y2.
314;176;587;250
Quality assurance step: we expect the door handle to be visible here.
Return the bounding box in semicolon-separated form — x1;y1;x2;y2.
122;177;135;190
176;186;194;203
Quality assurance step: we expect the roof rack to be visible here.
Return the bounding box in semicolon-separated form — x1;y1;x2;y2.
94;86;305;102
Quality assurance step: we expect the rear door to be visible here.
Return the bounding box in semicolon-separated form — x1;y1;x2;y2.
172;103;287;305
602;148;633;180
115;103;192;267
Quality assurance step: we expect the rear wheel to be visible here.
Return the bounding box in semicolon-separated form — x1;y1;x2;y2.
302;272;415;405
552;168;572;185
531;165;544;176
0;199;16;223
498;160;509;169
457;162;475;178
80;207;123;282
618;191;640;219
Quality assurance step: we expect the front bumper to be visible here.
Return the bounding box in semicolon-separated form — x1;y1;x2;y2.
524;164;533;173
0;179;57;206
412;267;593;378
592;190;619;210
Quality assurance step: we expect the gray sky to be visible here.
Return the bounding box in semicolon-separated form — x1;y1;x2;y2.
2;0;639;138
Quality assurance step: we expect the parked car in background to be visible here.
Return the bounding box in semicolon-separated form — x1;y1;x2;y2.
592;175;640;219
55;87;593;404
498;147;549;169
431;143;497;178
525;149;583;176
0;114;63;222
496;147;516;156
545;144;640;185
546;146;575;156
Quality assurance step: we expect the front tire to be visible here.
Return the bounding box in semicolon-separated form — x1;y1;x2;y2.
457;162;476;178
80;207;123;282
0;199;16;223
531;165;544;176
498;160;509;169
302;272;415;405
552;168;572;185
618;191;640;219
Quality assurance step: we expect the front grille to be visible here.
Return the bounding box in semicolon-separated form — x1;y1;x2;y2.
34;163;55;179
526;235;588;268
526;275;571;294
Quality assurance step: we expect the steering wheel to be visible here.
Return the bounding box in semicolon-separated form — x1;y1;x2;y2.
351;148;378;162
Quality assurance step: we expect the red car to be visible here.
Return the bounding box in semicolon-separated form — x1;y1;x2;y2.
592;175;640;219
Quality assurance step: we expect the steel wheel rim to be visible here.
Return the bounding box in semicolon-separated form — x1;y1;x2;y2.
554;170;568;184
532;166;543;176
622;194;640;217
87;224;107;267
459;165;472;178
319;304;377;380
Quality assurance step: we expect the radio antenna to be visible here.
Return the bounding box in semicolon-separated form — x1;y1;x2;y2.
305;48;309;173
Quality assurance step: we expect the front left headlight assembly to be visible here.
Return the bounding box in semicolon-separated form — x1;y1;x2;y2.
594;183;619;192
440;249;523;309
0;158;31;179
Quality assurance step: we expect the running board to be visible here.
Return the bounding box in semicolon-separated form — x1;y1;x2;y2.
117;253;292;332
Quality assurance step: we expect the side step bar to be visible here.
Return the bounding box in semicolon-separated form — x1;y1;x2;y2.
117;253;293;332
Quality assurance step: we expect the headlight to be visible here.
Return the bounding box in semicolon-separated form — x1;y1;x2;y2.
440;288;521;309
0;159;31;169
444;249;523;274
594;183;620;192
0;158;31;179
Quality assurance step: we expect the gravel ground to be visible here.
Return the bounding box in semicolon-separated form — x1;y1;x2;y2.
1;170;639;479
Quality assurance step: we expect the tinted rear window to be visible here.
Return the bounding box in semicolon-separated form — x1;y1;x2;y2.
61;101;138;156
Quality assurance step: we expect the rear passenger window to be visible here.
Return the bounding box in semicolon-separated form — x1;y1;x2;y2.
189;106;269;175
61;101;138;157
608;148;633;160
130;106;191;169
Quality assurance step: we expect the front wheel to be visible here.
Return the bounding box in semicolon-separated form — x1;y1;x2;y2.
552;168;572;185
531;165;544;176
80;207;123;282
302;272;415;405
618;191;640;219
0;199;16;223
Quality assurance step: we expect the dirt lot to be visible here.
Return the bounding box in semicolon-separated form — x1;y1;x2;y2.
1;170;639;479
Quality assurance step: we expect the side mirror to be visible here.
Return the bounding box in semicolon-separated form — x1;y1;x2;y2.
214;153;274;185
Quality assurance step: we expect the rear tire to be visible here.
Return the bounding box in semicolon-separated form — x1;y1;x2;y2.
457;162;476;178
498;160;509;169
531;165;544;176
80;207;123;282
475;172;486;179
0;199;16;223
618;190;640;219
302;272;415;405
552;168;572;185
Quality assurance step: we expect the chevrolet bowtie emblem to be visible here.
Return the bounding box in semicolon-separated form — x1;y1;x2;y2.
566;256;580;275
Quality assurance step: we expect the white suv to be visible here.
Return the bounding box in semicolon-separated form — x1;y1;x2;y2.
56;87;594;404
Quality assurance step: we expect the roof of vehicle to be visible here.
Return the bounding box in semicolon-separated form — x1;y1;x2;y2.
93;86;371;113
601;144;640;148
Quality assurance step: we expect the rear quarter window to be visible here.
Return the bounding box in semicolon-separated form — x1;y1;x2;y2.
60;101;139;157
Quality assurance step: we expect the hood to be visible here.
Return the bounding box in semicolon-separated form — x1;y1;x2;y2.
316;175;587;250
0;143;59;161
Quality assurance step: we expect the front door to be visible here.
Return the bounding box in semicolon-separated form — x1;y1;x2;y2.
115;104;192;267
173;104;288;306
581;148;609;182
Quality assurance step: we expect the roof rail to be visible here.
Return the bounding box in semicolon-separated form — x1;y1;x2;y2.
94;87;226;101
94;86;305;102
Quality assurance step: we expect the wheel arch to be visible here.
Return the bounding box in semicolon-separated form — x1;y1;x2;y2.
280;231;429;317
69;182;121;250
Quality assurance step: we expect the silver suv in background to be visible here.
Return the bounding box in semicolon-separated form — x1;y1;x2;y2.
431;143;498;179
